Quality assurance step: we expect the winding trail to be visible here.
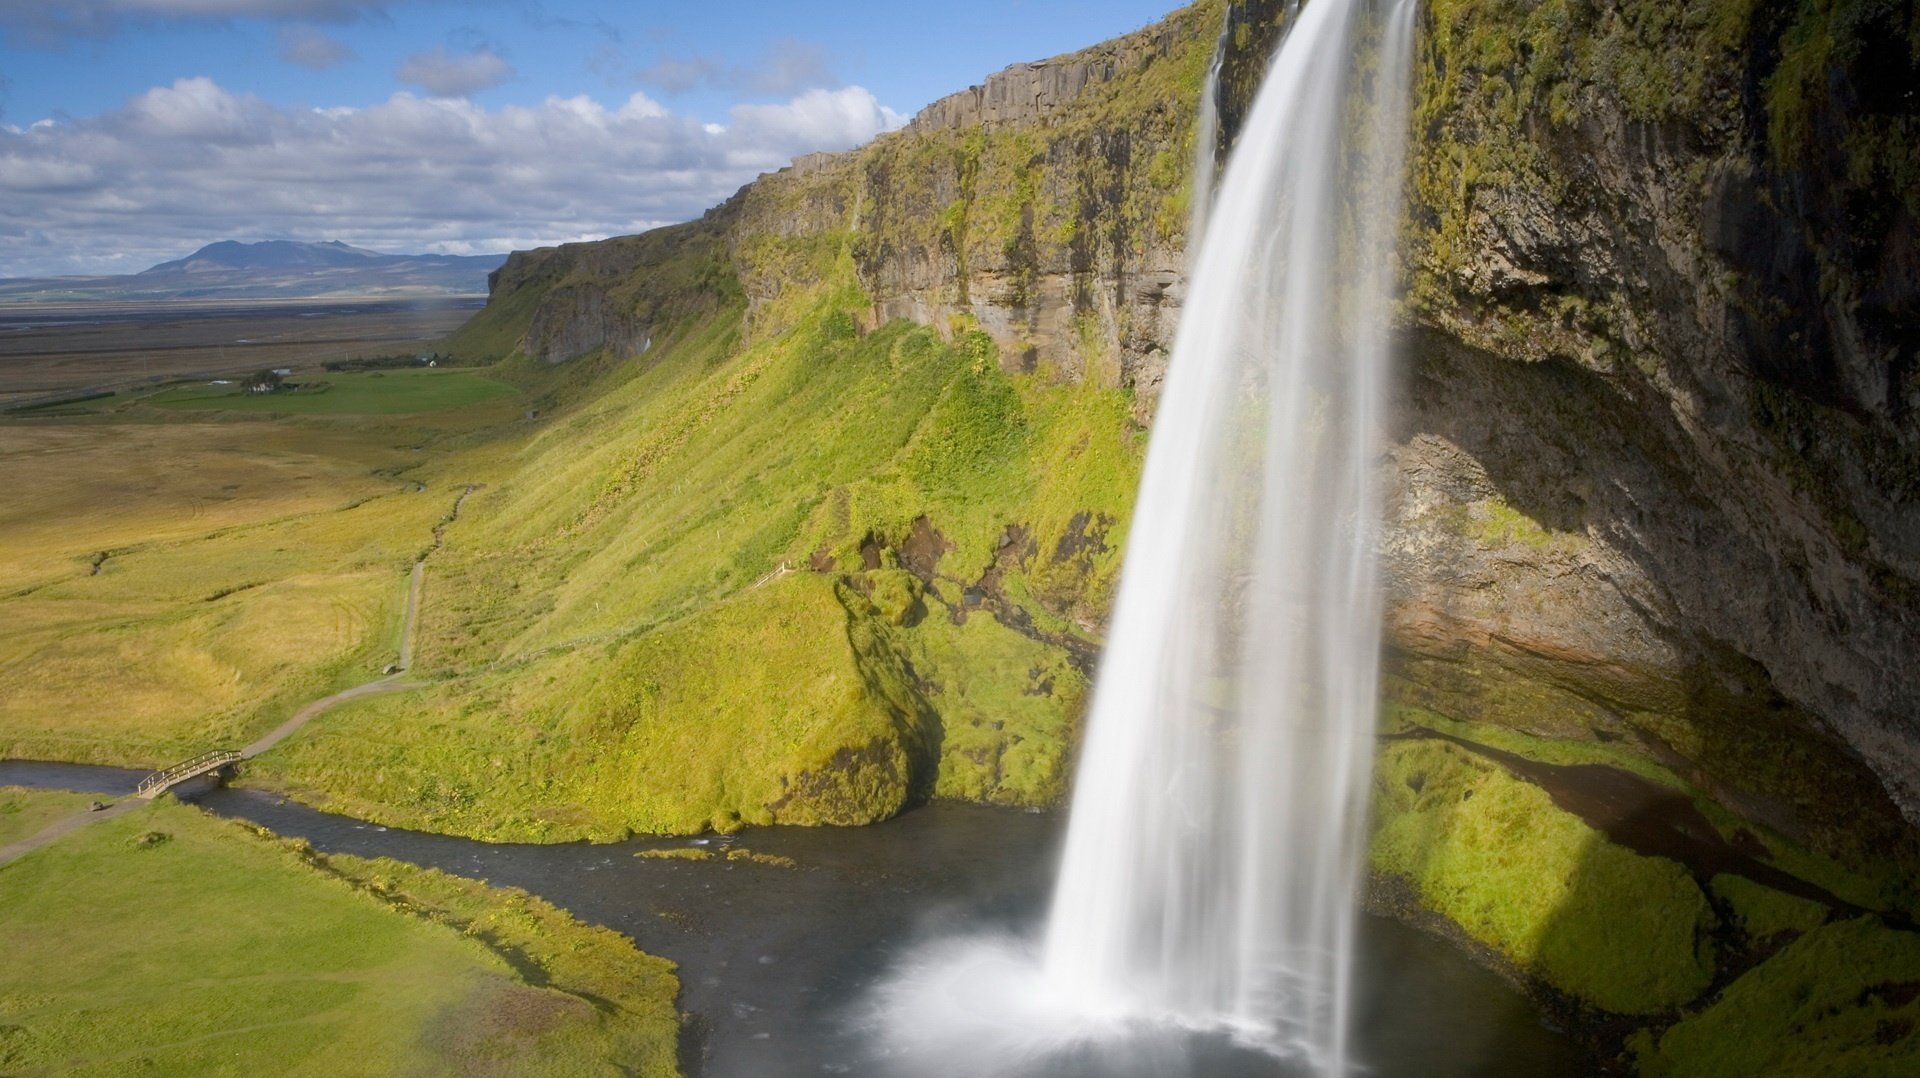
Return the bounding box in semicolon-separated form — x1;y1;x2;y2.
0;484;476;869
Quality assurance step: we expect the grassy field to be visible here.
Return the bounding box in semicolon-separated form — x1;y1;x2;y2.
0;430;455;764
151;368;517;416
0;358;530;765
0;792;678;1075
0;786;98;847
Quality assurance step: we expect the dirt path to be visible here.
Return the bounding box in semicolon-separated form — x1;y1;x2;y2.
0;798;143;867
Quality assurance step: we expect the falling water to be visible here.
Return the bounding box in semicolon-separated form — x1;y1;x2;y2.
1043;0;1417;1070
1183;19;1226;250
869;2;1416;1074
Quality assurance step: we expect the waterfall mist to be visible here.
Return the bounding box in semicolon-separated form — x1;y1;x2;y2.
867;1;1417;1072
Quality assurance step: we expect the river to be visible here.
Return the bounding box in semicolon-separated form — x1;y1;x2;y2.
0;760;1584;1076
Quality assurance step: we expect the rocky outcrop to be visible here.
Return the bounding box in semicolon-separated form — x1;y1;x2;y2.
911;16;1205;131
458;209;740;365
1383;0;1919;847
520;285;652;364
725;1;1219;416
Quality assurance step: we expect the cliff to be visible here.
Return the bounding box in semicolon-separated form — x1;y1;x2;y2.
460;0;1920;849
289;0;1920;1065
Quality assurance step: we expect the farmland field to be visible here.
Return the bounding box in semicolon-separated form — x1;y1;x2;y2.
0;298;482;409
150;368;518;415
0;306;528;766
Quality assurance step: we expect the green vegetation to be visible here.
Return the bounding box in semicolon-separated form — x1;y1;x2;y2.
1636;917;1920;1076
0;786;97;847
150;368;518;416
0;794;677;1075
2;8;1912;1072
1711;873;1830;940
0;419;459;766
637;847;712;861
1370;736;1716;1012
249;266;1136;839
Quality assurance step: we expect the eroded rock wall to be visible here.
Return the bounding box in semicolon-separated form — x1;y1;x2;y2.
726;2;1222;415
1380;0;1918;849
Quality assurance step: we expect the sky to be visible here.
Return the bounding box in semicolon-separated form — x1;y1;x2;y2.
0;0;1184;277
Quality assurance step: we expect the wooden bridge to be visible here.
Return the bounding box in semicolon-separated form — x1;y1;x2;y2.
136;749;243;799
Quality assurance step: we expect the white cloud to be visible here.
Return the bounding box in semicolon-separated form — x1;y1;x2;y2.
279;26;355;70
0;78;909;276
396;45;514;98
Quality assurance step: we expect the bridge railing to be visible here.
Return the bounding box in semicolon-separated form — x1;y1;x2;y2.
137;749;243;797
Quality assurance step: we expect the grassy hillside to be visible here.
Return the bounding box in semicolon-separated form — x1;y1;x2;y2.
251;249;1142;840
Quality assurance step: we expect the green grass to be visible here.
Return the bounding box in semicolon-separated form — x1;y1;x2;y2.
0;785;97;847
0;415;479;766
252;262;1141;839
1370;737;1716;1013
0;795;677;1075
150;368;517;415
1711;874;1831;941
1636;916;1920;1076
0;488;445;766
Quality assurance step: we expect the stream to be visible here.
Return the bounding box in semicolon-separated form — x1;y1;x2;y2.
1;760;1585;1076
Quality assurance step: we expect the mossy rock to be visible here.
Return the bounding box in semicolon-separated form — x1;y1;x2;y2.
1370;737;1716;1013
1636;916;1920;1076
1711;874;1830;942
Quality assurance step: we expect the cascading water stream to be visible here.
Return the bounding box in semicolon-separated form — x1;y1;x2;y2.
1184;19;1226;250
1044;0;1416;1069
869;2;1416;1073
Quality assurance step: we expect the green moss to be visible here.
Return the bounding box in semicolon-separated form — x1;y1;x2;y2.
1711;874;1831;940
637;847;713;861
1638;917;1920;1076
1371;737;1716;1012
1458;496;1579;551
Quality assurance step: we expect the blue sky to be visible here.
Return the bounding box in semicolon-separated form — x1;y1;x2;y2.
0;1;1187;276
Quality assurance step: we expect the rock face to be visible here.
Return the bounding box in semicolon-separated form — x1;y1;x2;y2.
520;285;651;365
725;3;1216;416
1387;0;1920;849
1200;0;1920;857
470;214;739;364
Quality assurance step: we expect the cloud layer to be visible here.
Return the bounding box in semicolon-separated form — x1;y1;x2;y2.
0;0;390;41
0;77;907;276
633;38;840;98
278;26;355;70
396;45;513;97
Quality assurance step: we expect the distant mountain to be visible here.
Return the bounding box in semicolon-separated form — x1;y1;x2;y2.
0;240;506;304
141;240;391;275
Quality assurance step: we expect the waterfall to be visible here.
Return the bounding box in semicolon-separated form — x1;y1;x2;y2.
1184;19;1226;250
867;2;1416;1073
1042;0;1417;1070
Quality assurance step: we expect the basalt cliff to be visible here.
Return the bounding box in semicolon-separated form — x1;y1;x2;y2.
303;0;1920;1067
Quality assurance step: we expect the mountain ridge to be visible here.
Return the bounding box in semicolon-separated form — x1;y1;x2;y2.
0;239;505;304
